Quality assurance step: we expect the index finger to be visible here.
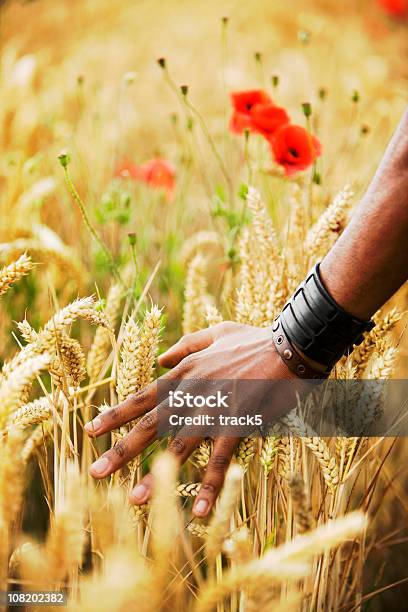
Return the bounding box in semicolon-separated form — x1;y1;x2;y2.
84;368;177;437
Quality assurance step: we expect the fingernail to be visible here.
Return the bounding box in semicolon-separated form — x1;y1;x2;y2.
131;483;148;502
90;456;110;475
85;416;102;434
194;498;209;516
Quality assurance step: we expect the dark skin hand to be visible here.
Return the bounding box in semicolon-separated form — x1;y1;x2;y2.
85;324;297;518
86;108;408;518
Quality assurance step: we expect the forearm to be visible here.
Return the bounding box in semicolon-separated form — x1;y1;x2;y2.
320;109;408;320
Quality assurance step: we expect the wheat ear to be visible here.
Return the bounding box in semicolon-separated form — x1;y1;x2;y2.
8;396;53;429
260;435;279;477
183;253;208;334
0;354;50;429
305;186;353;260
87;283;122;381
205;464;243;560
289;475;314;533
116;315;140;402
45;462;85;585
0;429;25;526
196;512;366;612
0;253;34;298
181;230;221;263
235;437;256;473
132;305;162;391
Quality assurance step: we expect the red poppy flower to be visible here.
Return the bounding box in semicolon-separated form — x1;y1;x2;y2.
269;124;322;176
138;158;176;200
231;89;272;114
229;90;270;134
250;103;290;136
114;161;139;180
229;89;289;136
377;0;408;17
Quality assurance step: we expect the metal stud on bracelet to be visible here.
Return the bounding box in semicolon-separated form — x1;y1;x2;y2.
272;318;330;381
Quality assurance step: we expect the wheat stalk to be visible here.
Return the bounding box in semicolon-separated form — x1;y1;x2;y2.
22;420;53;463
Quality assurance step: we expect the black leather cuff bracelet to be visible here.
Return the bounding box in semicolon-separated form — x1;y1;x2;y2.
272;318;330;381
276;262;375;372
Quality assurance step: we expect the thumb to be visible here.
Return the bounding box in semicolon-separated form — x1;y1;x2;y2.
159;328;215;368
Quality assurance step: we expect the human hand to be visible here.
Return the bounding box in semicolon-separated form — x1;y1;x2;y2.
85;322;298;517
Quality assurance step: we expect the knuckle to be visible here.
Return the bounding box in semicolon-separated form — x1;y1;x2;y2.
129;388;149;405
200;482;216;495
107;405;123;422
217;321;235;333
136;411;157;432
171;363;185;379
177;334;189;350
112;440;127;459
168;437;186;455
210;454;230;472
182;354;198;370
178;334;191;348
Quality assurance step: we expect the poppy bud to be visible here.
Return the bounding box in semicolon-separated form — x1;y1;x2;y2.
361;124;370;135
180;84;189;96
77;75;84;86
128;232;137;247
302;102;312;118
318;87;327;100
227;247;237;261
238;183;249;200
157;57;166;69
222;16;229;25
254;51;262;63
95;299;106;312
313;170;322;185
58;150;71;168
351;90;360;103
271;75;279;88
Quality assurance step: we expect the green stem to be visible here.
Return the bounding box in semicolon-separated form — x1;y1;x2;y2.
130;242;143;299
161;67;234;201
62;167;122;285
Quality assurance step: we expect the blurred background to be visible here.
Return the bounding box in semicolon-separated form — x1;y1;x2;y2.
1;1;408;608
1;0;407;347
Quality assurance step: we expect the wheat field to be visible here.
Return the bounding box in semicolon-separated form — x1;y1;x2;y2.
0;0;407;610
